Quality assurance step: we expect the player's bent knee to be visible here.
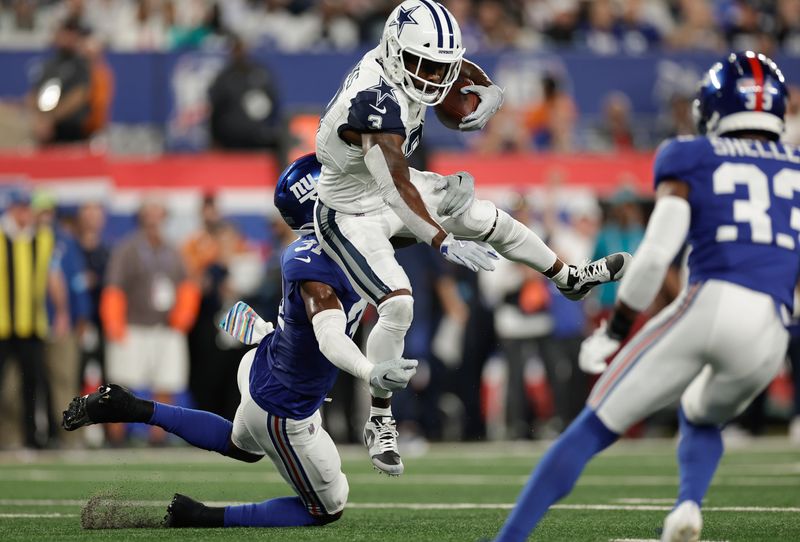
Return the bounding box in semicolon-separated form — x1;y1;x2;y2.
376;294;414;332
225;439;263;463
455;199;498;238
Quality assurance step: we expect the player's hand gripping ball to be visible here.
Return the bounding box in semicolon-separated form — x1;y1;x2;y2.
435;76;479;130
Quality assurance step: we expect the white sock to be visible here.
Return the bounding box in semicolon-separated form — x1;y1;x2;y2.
370;406;393;418
486;210;558;271
551;264;571;288
366;296;413;399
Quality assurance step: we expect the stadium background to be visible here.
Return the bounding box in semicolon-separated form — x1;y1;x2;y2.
0;2;799;539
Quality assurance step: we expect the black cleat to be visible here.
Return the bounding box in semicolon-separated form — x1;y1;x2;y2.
557;252;632;301
164;493;224;528
62;384;153;431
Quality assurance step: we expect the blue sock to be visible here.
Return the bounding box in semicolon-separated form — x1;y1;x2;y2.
148;402;232;455
224;496;320;527
495;407;618;542
676;407;723;506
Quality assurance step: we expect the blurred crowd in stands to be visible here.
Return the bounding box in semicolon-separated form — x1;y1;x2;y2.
1;179;799;452
1;0;800;56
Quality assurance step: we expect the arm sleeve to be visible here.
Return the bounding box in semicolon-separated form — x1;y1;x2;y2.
312;309;374;381
364;145;441;245
617;195;691;312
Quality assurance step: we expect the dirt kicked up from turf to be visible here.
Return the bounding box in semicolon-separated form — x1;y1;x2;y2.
81;489;164;529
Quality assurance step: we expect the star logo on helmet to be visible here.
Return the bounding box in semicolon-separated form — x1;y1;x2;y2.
367;77;398;107
389;5;419;38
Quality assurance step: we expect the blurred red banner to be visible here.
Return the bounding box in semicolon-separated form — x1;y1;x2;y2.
0;149;656;194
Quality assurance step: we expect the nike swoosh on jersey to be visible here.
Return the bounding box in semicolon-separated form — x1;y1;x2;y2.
294;256;312;263
369;104;387;114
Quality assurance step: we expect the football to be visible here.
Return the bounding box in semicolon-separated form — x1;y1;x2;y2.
435;76;479;130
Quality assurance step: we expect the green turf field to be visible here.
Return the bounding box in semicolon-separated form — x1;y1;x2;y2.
0;438;798;541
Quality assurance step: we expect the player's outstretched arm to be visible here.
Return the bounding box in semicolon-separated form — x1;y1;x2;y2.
362;132;497;272
301;281;416;391
457;59;504;131
580;180;691;374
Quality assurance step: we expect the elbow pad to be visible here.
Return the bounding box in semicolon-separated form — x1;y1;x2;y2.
618;196;690;312
312;309;373;381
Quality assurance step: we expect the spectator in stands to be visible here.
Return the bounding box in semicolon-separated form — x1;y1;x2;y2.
667;0;725;52
480;195;554;439
0;186;69;449
81;34;114;139
29;17;92;145
100;199;200;445
394;243;467;444
443;0;482;53
542;1;580;48
588;91;649;152
777;0;800;55
33;192;91;449
788;318;800;444
474;0;536;51
523;74;577;152
578;0;622;55
721;0;776;54
182;195;239;420
75;202;110;402
616;0;662;53
208;35;282;152
589;186;645;322
541;195;601;427
655;91;696;141
784;84;800;145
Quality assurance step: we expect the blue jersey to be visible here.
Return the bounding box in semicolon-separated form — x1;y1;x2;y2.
250;234;367;419
654;135;800;312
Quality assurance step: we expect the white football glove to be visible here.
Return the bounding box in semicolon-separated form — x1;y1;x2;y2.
219;301;274;345
369;358;419;392
440;233;498;272
434;171;475;218
578;321;620;375
458;84;504;131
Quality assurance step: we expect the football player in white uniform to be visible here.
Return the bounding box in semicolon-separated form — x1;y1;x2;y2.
315;0;631;474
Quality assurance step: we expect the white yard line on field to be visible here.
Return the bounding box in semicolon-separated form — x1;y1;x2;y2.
1;499;798;513
1;469;799;487
609;539;728;542
0;513;78;518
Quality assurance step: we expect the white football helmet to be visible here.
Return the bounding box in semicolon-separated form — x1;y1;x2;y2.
380;0;465;106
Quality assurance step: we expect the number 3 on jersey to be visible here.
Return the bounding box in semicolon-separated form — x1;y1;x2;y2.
713;162;800;250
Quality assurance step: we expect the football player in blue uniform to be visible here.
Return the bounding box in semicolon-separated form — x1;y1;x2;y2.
492;51;797;542
62;154;418;528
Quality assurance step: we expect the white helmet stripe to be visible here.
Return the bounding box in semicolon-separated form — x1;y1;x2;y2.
418;0;444;48
436;2;455;48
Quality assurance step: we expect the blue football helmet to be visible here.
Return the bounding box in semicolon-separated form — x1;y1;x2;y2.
693;51;788;138
274;153;321;233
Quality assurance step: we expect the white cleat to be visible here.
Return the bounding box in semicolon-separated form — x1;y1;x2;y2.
363;416;404;476
661;500;702;542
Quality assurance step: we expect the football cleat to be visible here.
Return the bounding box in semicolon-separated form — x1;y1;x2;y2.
62;384;153;431
557;252;632;301
661;500;702;542
164;493;224;528
363;416;404;476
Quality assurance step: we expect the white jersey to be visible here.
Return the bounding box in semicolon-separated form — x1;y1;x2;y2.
316;46;426;215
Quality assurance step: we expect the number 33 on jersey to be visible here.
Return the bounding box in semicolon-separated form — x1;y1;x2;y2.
655;135;800;312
